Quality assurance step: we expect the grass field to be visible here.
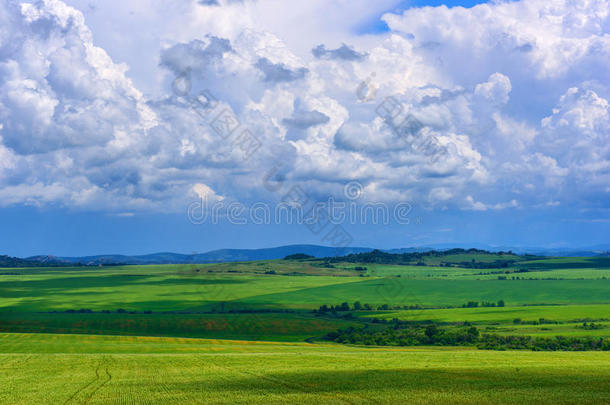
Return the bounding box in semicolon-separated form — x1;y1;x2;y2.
368;304;610;324
2;264;609;312
1;254;609;403
365;304;610;338
1;256;609;341
1;333;609;404
0;312;358;341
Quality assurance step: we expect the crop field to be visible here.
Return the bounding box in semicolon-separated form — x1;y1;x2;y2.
365;304;610;338
2;263;610;313
1;333;609;404
368;304;610;324
1;252;609;403
0;312;358;341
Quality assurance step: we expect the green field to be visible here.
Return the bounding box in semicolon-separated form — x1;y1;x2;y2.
369;304;610;324
1;333;609;404
0;312;358;342
1;253;609;403
2;264;609;312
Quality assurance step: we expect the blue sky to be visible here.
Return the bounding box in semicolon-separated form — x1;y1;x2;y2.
0;0;609;256
357;0;492;34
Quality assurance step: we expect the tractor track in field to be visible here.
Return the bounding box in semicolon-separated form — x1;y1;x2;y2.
208;359;379;405
63;356;112;405
63;358;102;405
83;356;113;404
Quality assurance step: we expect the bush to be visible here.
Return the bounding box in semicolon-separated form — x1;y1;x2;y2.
323;323;609;351
283;253;315;260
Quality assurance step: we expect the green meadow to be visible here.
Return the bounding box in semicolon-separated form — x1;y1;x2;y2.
2;262;609;313
369;304;610;324
1;252;609;403
0;333;609;404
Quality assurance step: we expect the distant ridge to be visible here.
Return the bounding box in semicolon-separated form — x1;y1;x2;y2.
5;243;608;267
0;255;75;267
30;245;375;266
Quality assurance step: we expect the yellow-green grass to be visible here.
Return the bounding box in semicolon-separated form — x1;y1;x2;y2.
1;333;609;404
365;304;610;324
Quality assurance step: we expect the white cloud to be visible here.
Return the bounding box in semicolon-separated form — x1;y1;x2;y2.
474;73;512;106
0;0;608;214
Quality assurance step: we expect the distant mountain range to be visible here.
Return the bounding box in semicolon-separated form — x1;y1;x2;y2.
1;243;607;267
26;245;374;266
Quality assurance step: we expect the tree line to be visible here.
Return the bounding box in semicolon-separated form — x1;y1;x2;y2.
321;248;525;265
314;300;505;313
323;323;610;351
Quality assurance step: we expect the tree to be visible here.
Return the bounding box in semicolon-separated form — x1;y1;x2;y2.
425;324;439;339
338;302;350;311
497;299;505;307
353;301;363;310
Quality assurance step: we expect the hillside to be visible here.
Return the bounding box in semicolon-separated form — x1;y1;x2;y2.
3;244;608;267
0;255;74;268
324;248;531;268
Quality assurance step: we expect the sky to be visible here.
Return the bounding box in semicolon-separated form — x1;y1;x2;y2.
0;0;609;256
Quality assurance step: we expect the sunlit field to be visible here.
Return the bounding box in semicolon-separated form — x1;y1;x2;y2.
1;253;609;403
1;333;609;404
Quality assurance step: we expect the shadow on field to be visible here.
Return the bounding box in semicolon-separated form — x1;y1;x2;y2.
0;275;155;294
171;367;608;401
0;275;247;297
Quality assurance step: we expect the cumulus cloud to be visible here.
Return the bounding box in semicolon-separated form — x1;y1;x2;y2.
0;0;608;216
254;57;308;83
474;73;512;106
536;86;610;200
312;43;367;61
0;0;153;155
160;37;233;76
282;110;330;129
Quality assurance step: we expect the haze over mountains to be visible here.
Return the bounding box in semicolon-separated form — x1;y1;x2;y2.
2;244;607;267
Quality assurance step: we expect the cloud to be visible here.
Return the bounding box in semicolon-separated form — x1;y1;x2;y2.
160;37;233;76
540;87;610;151
254;57;308;83
382;0;610;82
474;73;512;106
192;183;224;201
0;0;156;155
0;0;608;216
282;110;330;129
536;86;610;200
312;43;367;61
198;0;244;6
